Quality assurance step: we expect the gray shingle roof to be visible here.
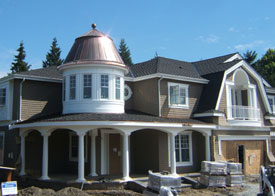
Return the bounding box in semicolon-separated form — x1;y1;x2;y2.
16;109;209;125
16;66;62;80
130;57;203;79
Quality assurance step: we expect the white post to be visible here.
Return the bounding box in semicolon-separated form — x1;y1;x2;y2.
76;131;86;182
40;131;51;180
204;133;211;161
20;132;27;176
122;132;131;181
169;133;177;175
89;131;97;176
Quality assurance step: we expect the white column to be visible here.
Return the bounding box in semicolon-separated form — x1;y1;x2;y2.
40;131;51;180
204;134;211;161
76;131;86;182
20;132;27;176
122;132;131;181
169;133;177;175
89;131;97;176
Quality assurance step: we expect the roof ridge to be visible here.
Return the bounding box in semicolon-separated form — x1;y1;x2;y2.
193;52;238;63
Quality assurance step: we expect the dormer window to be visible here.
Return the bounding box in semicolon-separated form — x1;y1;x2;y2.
168;82;189;109
100;75;109;99
0;88;6;106
115;77;121;100
83;74;92;99
69;75;76;100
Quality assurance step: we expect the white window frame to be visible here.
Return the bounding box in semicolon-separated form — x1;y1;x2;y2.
124;84;132;101
69;75;76;100
62;77;66;101
168;82;189;109
115;76;121;100
83;74;92;99
100;74;109;99
0;132;4;165
175;132;193;166
0;88;6;106
268;95;275;114
69;132;88;162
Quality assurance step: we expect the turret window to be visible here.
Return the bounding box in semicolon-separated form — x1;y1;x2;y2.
83;74;92;99
69;75;76;100
101;74;109;99
115;77;121;100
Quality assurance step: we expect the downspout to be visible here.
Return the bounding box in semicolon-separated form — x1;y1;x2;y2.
19;78;25;121
158;77;164;117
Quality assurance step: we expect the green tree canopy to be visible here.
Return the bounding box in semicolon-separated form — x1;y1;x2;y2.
254;48;275;86
119;39;133;66
242;50;257;65
42;37;64;68
10;41;31;73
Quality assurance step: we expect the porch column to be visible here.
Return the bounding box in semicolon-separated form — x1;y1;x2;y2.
89;131;97;176
169;132;177;175
20;132;28;176
122;132;131;181
40;131;51;180
76;131;86;182
204;133;211;161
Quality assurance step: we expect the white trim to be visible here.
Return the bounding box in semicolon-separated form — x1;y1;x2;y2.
168;82;189;109
0;132;4;165
193;112;225;117
216;125;270;131
69;132;88;162
175;131;193;167
224;53;242;63
124;84;132;101
265;116;275;120
125;73;208;84
218;135;269;155
0;74;62;84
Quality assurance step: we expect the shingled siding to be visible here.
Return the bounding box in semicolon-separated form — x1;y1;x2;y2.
132;79;159;116
21;80;62;120
160;79;203;118
12;79;21;120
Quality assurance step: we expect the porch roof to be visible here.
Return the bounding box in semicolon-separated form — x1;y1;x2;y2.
14;109;210;126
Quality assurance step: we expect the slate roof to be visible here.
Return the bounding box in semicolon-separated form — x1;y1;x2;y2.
15;66;62;80
16;109;209;125
130;57;203;79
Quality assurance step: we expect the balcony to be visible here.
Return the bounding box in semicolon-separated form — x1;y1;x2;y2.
228;105;260;121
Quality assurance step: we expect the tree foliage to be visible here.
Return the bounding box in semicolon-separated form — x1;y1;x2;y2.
42;37;63;68
243;50;257;65
10;41;31;73
119;39;133;66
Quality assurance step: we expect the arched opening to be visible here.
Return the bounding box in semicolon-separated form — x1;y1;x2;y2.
130;129;169;174
25;130;42;177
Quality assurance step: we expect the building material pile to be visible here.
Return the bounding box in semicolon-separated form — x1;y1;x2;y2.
200;161;242;187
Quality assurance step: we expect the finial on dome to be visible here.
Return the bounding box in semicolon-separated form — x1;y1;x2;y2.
92;23;96;29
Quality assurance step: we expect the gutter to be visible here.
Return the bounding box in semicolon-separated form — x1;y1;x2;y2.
19;78;25;121
158;77;164;117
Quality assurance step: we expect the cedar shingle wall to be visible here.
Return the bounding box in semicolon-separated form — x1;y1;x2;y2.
160;79;203;118
21;80;62;120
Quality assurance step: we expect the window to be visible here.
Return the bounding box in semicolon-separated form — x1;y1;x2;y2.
168;83;189;108
175;133;192;166
69;132;88;161
115;77;121;100
69;75;76;100
63;77;66;101
101;75;109;99
83;74;92;99
268;95;275;114
0;88;6;106
0;132;4;165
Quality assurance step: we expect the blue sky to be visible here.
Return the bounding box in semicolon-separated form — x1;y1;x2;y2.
0;0;274;78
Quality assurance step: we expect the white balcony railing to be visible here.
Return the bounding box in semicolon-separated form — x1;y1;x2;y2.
228;105;260;121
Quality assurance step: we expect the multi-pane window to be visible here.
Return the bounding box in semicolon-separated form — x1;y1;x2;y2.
69;75;76;100
169;83;189;107
0;88;6;106
83;74;92;99
101;75;109;99
268;96;275;114
175;134;191;163
115;77;121;100
69;133;87;161
63;77;66;101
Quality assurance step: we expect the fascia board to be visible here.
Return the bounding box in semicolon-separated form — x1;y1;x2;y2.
193;112;225;117
224;53;242;63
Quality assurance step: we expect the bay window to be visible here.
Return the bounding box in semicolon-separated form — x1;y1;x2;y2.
115;77;121;100
69;75;76;100
101;75;109;99
83;74;92;99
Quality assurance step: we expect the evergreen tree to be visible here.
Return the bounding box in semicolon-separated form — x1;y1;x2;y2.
42;37;64;68
10;41;31;73
119;39;133;66
242;50;257;65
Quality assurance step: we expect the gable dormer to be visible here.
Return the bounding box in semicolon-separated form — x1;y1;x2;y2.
58;24;128;114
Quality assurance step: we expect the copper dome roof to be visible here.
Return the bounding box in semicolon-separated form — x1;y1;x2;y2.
61;24;126;69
